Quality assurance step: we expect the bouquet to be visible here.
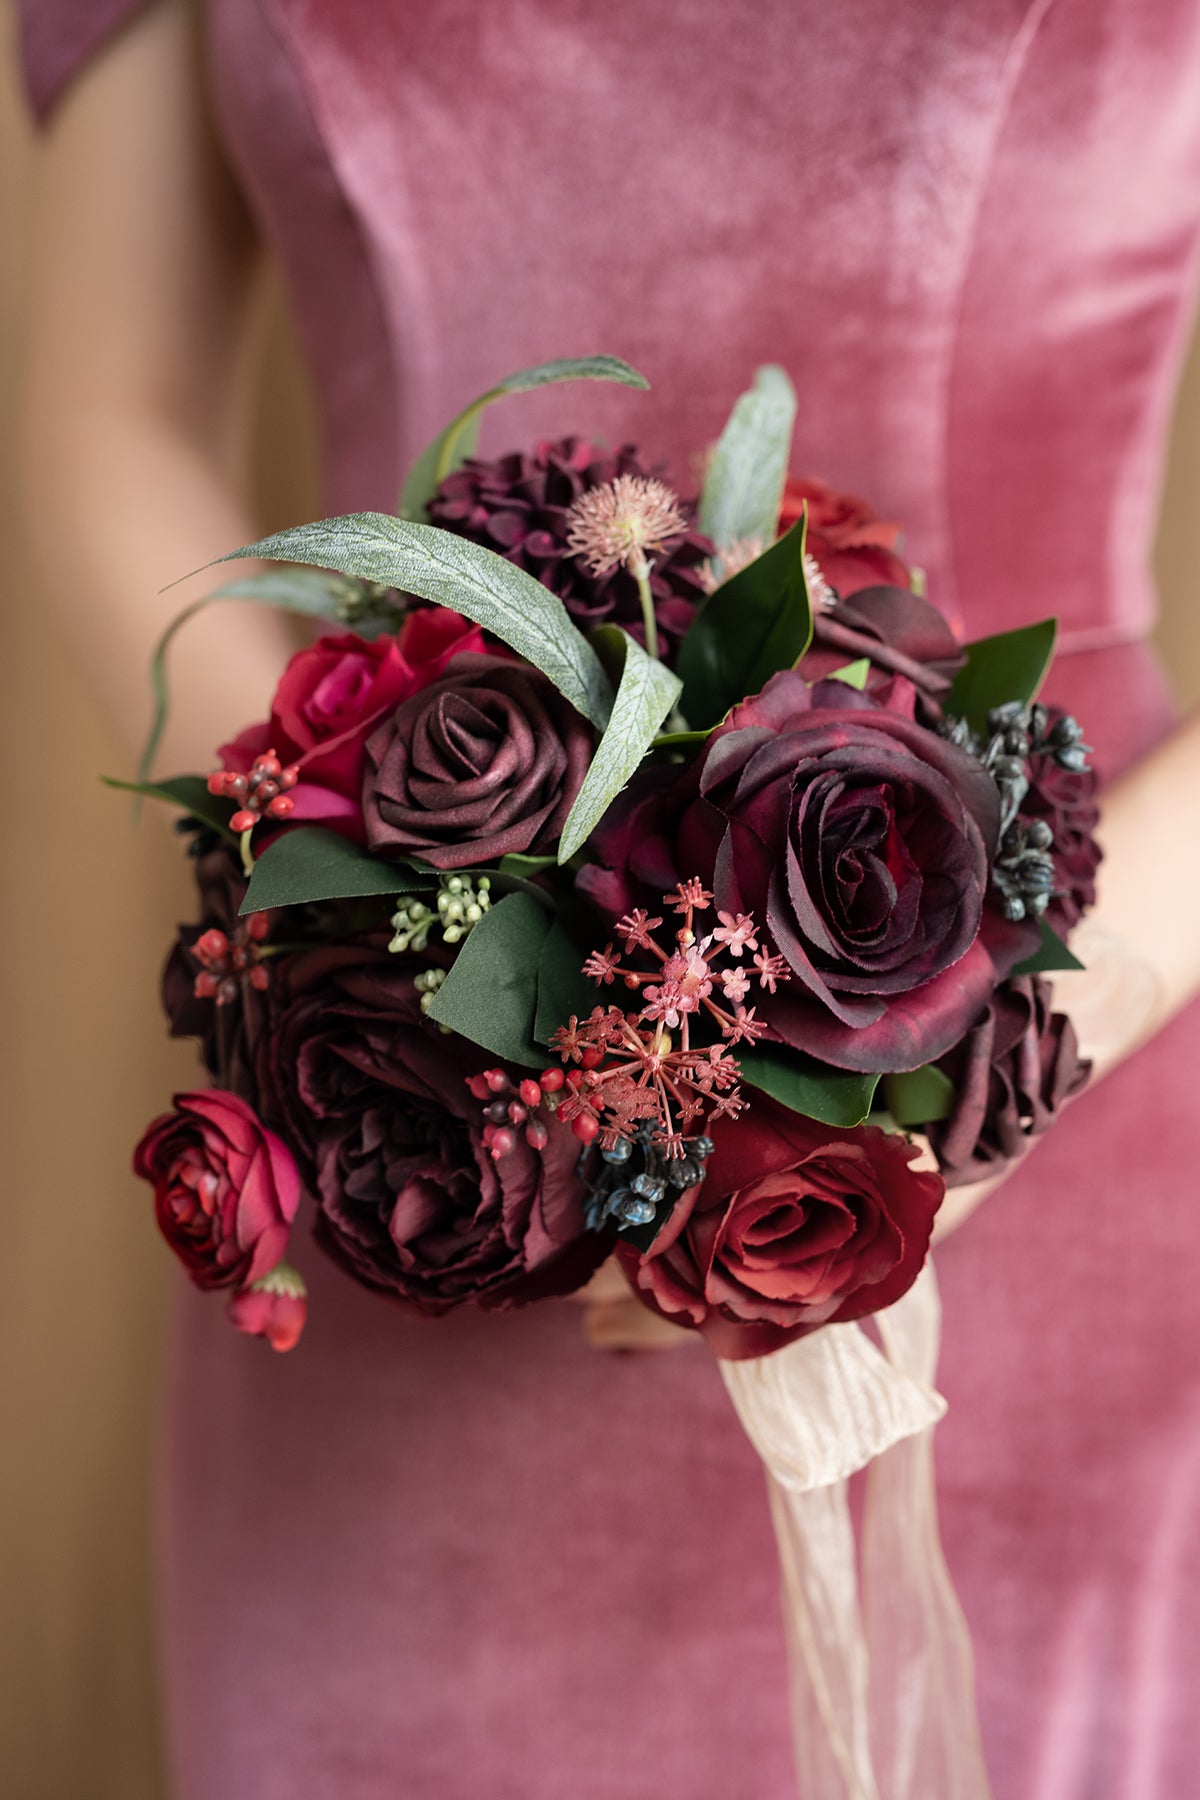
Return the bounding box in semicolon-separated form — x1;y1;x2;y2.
119;357;1099;1793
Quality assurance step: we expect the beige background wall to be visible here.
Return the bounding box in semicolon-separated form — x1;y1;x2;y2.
2;11;1199;1798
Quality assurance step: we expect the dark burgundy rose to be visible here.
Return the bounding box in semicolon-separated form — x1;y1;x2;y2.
162;840;270;1100
582;670;1004;1073
1017;707;1102;934
798;585;966;712
219;610;483;839
428;436;712;657
133;1090;300;1290
256;948;605;1312
778;475;912;596
363;652;592;867
617;1096;944;1359
928;975;1091;1186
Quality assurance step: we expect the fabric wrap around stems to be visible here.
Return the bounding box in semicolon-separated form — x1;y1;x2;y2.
719;1262;992;1800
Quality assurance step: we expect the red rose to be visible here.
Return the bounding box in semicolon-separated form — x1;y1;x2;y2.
220;609;484;837
618;1097;944;1359
779;475;912;596
133;1090;300;1291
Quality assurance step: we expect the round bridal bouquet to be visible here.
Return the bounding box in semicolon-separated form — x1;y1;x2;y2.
121;356;1095;1354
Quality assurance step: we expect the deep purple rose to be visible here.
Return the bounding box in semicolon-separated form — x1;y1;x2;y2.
256;947;604;1312
362;652;592;868
928;974;1091;1185
797;585;966;713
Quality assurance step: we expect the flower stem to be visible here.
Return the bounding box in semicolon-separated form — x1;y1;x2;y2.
239;827;255;878
629;551;660;662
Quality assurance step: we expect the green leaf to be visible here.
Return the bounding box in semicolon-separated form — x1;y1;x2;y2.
399;355;650;521
138;569;376;781
211;516;614;730
239;827;431;914
557;627;682;863
652;728;712;750
698;364;797;551
498;852;558;878
674;520;813;730
882;1064;958;1126
737;1044;879;1127
823;657;871;690
426;891;550;1065
534;913;599;1047
102;773;238;839
947;618;1058;737
1011;916;1086;976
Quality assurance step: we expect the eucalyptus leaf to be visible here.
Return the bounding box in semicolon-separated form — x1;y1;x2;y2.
426;891;550;1065
138;569;378;781
881;1063;958;1126
823;657;871;691
947;618;1058;737
399;354;650;521
1011;917;1086;976
674;520;812;730
102;773;237;839
534;912;600;1047
239;827;431;915
557;627;682;863
737;1043;879;1127
698;364;797;551
210;516;614;730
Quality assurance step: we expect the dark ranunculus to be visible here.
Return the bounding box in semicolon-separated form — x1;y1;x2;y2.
778;475;912;596
617;1096;944;1359
582;671;1004;1072
929;975;1091;1186
798;585;966;713
428;436;712;657
219;610;483;839
133;1090;300;1291
1018;708;1102;934
363;652;592;867
256;948;604;1312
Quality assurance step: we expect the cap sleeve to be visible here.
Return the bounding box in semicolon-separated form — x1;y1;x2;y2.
14;0;152;125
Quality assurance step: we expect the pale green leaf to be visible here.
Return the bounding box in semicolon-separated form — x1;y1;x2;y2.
557;627;681;863
698;365;797;550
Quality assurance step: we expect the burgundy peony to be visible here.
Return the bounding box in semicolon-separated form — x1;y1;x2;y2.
363;652;592;867
582;670;1004;1072
427;435;712;656
779;475;912;596
617;1096;944;1359
134;1090;300;1290
928;975;1091;1185
256;948;604;1311
1018;707;1102;934
219;609;483;838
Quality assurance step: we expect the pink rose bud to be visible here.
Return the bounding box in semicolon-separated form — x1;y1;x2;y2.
227;1261;308;1353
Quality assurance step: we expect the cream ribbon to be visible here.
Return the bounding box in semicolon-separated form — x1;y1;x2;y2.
720;1261;992;1800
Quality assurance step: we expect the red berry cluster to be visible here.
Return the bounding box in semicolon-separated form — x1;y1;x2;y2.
207;750;300;834
466;1065;592;1159
192;914;270;1005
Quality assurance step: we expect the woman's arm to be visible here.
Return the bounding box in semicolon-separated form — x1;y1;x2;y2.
20;0;296;772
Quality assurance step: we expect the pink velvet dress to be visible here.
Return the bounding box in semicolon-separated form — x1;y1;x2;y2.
21;3;1200;1794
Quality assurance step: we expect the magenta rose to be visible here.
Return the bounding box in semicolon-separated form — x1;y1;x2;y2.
362;652;592;868
256;947;605;1311
618;1096;944;1359
133;1090;300;1290
219;609;483;838
929;975;1091;1185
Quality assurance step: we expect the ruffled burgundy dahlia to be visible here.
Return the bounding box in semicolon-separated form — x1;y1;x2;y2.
427;436;712;656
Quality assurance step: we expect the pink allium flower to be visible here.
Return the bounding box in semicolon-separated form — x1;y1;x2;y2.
566;475;688;577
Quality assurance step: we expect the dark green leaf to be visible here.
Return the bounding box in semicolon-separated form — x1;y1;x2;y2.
652;728;712;750
882;1063;958;1126
823;657;871;691
399;355;650;521
674;520;813;730
239;828;431;914
211;516;614;730
102;773;238;839
698;364;797;550
947;618;1058;737
557;627;682;863
534;912;599;1047
138;570;372;781
1011;916;1086;975
738;1043;879;1127
426;891;550;1065
497;852;558;878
